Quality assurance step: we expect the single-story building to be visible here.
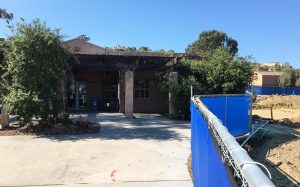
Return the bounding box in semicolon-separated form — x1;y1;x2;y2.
252;71;284;86
63;39;181;118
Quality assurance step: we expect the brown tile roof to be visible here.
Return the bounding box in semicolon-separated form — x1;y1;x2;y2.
62;38;117;55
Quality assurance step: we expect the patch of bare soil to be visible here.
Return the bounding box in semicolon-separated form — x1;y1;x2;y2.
187;154;193;182
253;95;300;128
240;125;300;186
246;124;300;187
0;121;100;136
250;96;300;186
252;108;300;127
254;95;300;109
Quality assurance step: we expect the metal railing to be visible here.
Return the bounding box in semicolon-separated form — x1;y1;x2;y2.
192;96;274;187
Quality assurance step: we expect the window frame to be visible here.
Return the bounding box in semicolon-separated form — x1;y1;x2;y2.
134;79;151;99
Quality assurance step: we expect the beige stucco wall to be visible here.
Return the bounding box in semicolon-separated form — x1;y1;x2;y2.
252;72;282;86
252;73;263;86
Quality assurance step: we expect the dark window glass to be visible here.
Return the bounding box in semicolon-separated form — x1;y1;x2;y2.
145;90;149;98
135;80;139;87
135;90;140;98
140;80;145;87
145;81;149;88
135;80;150;98
140;90;145;98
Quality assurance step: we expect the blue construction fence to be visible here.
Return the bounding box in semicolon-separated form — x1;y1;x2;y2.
191;95;251;187
248;85;300;95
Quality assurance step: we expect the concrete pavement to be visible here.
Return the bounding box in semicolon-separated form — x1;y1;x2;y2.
0;113;192;187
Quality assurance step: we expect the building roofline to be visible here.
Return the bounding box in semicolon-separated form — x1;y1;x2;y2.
254;71;284;75
63;38;184;58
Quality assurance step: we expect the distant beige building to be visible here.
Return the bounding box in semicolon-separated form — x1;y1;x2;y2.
261;62;283;71
252;71;284;86
262;62;282;67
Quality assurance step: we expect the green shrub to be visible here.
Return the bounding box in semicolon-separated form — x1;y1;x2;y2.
0;19;70;124
158;47;253;120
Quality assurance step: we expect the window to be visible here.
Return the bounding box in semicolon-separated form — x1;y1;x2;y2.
135;80;150;98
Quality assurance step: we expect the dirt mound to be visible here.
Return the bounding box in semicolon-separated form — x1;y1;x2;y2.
247;124;300;186
251;97;300;186
254;95;300;108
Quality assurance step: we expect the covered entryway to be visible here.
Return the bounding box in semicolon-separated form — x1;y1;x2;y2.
66;69;120;112
63;39;180;118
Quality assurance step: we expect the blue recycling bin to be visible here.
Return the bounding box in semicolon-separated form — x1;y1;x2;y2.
91;97;99;111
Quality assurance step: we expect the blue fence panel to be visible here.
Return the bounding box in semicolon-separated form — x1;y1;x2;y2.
285;88;294;95
200;97;226;124
201;95;250;137
272;87;280;95
191;101;233;187
249;85;300;95
295;89;300;95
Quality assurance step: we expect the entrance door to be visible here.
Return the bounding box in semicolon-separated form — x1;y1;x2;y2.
67;81;87;110
103;82;119;112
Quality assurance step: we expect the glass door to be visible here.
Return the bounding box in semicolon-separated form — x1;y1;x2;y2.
78;82;87;109
67;81;76;110
66;81;87;110
103;82;119;112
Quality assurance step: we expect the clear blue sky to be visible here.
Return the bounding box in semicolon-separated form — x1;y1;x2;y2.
1;0;300;68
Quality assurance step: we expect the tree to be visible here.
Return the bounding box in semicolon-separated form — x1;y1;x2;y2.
159;47;253;119
111;45;137;52
0;38;8;64
164;49;175;57
159;30;251;119
0;8;13;62
127;46;137;51
0;8;13;23
0;19;70;124
111;46;173;53
77;34;90;42
186;30;238;58
278;69;297;87
153;49;165;53
295;77;300;88
259;65;269;71
281;62;293;71
138;46;152;52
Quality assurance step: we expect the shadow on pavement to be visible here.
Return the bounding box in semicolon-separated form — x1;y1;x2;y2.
34;113;190;142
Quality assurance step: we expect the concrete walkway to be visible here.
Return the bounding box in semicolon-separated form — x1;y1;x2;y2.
0;113;192;187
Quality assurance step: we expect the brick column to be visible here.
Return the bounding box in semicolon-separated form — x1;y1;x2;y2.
125;70;134;118
169;72;178;118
